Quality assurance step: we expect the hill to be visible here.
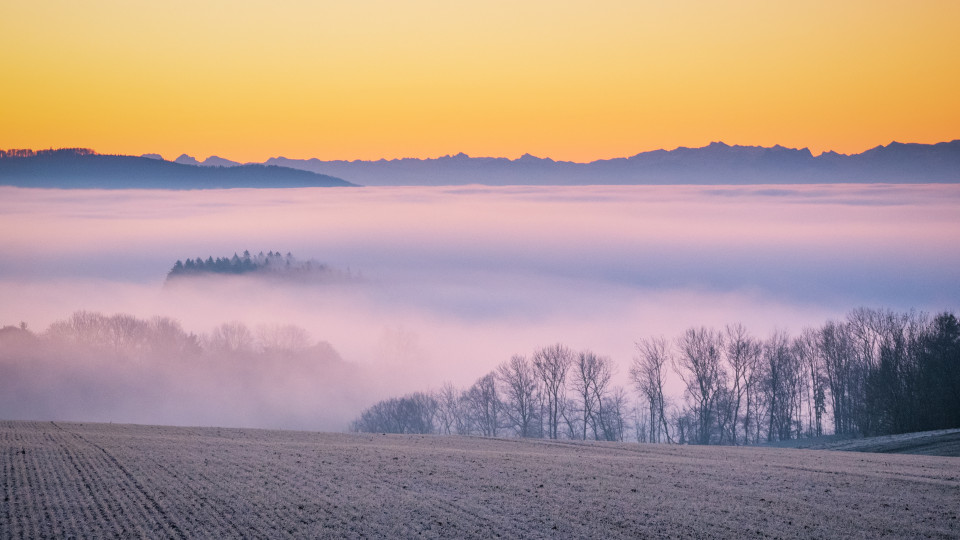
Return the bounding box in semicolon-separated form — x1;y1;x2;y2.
764;428;960;457
2;420;957;538
266;140;960;186
0;148;354;189
165;250;358;284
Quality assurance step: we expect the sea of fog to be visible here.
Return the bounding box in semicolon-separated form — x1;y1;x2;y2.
1;184;958;429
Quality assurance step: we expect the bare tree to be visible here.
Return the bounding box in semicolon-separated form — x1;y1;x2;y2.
496;355;540;437
820;320;854;435
714;384;735;445
631;402;649;443
793;328;827;437
351;391;438;434
598;386;629;442
630;337;673;443
256;324;311;357
571;351;614;440
589;355;616;440
46;311;110;348
206;321;255;355
674;327;725;445
532;344;573;439
846;308;886;435
106;313;149;353
560;397;580;439
434;382;464;435
146;316;200;357
724;324;761;445
465;372;501;437
673;407;694;445
762;329;798;441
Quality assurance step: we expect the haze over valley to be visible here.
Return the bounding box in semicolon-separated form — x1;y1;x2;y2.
2;183;957;432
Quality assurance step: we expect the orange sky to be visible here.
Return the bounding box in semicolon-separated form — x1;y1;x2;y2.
1;1;958;162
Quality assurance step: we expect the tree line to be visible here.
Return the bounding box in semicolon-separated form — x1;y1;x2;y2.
352;346;631;440
352;308;960;443
0;148;97;159
1;310;341;365
1;311;362;432
167;251;336;281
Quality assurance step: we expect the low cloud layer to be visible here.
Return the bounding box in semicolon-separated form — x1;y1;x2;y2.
1;184;958;430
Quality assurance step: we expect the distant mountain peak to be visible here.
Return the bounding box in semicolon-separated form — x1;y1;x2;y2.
175;154;201;166
517;153;553;163
171;154;241;167
439;152;472;161
201;156;241;167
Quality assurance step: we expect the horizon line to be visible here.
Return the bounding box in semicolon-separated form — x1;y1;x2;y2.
137;138;960;164
5;138;959;165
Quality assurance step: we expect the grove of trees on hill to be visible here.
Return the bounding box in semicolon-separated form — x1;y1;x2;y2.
352;308;960;444
0;148;97;158
166;251;353;282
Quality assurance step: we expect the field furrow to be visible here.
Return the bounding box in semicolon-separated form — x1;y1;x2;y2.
2;421;958;539
3;446;31;539
55;423;192;539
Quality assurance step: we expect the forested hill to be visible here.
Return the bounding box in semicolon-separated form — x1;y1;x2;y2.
166;251;355;283
0;148;355;189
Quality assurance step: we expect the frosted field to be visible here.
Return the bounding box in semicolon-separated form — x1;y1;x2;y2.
2;421;958;538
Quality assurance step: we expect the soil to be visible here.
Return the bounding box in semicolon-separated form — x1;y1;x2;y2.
765;428;960;457
2;420;958;538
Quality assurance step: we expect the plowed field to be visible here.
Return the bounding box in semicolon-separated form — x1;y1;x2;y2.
766;429;960;457
2;420;958;538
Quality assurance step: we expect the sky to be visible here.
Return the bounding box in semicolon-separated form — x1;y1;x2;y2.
2;1;958;162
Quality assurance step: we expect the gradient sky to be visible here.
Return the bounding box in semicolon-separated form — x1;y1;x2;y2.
2;1;958;162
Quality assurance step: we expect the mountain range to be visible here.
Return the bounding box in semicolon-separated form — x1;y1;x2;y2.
2;141;958;188
262;140;960;186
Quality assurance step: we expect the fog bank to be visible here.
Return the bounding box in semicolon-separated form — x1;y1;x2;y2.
1;184;957;430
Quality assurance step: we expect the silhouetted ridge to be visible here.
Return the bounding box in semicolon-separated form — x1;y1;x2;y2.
174;154;202;166
0;148;355;189
266;140;960;185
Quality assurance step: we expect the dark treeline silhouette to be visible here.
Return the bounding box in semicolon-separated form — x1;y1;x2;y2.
353;345;631;441
166;251;356;283
351;392;439;435
0;148;97;159
352;308;960;444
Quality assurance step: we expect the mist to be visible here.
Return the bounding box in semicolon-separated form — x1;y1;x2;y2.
1;184;958;431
